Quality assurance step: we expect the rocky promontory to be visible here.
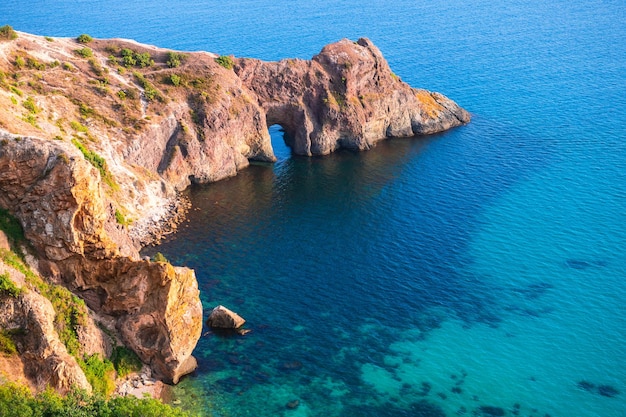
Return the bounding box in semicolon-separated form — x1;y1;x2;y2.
0;29;468;394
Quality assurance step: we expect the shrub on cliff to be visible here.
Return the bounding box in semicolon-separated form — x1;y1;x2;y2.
166;52;187;68
0;25;18;41
111;346;142;378
0;330;18;355
76;33;93;43
75;47;93;58
79;354;116;397
215;55;234;70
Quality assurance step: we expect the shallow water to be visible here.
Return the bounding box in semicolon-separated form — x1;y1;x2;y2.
2;0;625;416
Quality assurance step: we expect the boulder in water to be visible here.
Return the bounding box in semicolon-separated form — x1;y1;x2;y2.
207;305;246;329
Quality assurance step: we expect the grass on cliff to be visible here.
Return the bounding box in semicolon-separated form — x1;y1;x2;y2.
0;383;195;417
0;272;23;298
71;138;119;191
0;248;87;358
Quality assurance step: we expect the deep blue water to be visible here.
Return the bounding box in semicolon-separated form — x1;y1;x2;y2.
3;1;626;416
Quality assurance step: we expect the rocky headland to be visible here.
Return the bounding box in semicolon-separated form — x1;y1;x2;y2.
0;28;469;395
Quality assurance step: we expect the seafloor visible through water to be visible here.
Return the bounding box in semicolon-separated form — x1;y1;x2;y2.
2;0;625;416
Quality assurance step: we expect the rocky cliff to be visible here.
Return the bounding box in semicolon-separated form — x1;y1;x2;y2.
0;29;469;392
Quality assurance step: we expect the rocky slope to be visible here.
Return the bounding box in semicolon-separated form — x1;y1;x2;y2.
0;29;469;393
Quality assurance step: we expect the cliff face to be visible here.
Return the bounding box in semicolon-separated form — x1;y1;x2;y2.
235;38;470;155
0;30;468;390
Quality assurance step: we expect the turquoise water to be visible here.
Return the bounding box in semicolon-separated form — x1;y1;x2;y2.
3;1;626;416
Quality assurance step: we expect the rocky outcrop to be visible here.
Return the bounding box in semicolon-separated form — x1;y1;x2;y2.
0;261;91;394
0;30;468;390
235;38;470;155
207;305;246;329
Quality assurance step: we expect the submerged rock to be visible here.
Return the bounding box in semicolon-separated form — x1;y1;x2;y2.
207;305;246;329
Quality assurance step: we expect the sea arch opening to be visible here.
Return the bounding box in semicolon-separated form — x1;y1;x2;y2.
268;124;293;162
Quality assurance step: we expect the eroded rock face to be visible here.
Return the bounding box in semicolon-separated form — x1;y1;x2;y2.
0;262;91;394
235;38;470;155
0;135;202;384
0;31;468;388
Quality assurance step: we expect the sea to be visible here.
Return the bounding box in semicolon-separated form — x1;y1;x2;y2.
2;1;625;416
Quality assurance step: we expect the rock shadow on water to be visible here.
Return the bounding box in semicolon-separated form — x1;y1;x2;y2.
577;380;621;398
565;258;607;270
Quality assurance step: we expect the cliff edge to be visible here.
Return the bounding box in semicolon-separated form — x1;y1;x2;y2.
0;29;469;391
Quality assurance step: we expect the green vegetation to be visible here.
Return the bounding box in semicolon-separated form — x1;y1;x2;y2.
152;252;169;263
121;48;153;68
166;52;187;68
76;33;93;43
44;36;54;42
75;47;93;58
0;383;195;417
110;346;142;378
14;56;25;69
22;113;38;128
88;58;105;76
70;120;89;133
169;73;181;86
22;96;40;114
9;86;23;96
114;209;131;227
0;207;27;252
78;103;95;118
71;138;118;190
215;55;234;70
0;249;87;357
116;90;126;100
0;330;18;355
62;62;73;71
0;272;23;298
26;57;46;71
78;354;116;397
0;25;18;41
133;72;162;102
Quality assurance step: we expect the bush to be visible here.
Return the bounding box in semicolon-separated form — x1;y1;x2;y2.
169;74;181;86
114;209;131;226
13;56;25;69
22;97;39;114
152;252;169;263
75;47;93;58
135;52;153;68
166;52;187;68
0;25;17;41
79;354;116;397
0;330;17;355
0;383;195;417
111;346;142;378
215;55;234;70
76;33;93;43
